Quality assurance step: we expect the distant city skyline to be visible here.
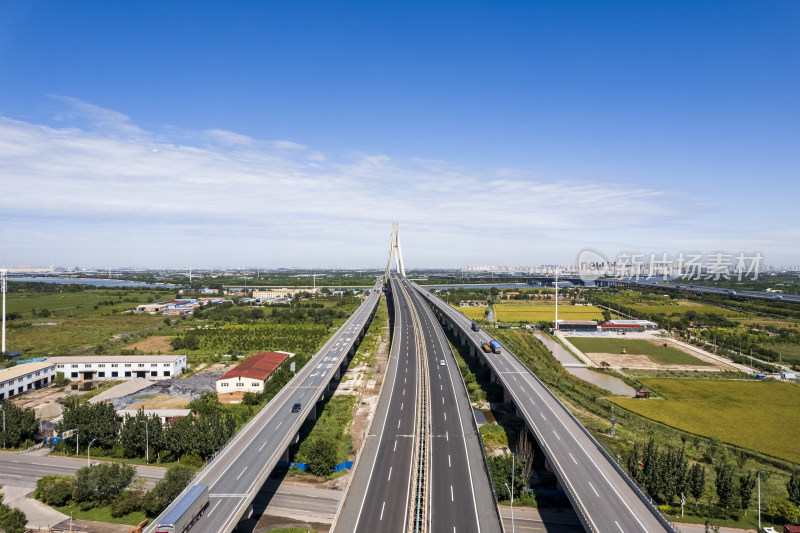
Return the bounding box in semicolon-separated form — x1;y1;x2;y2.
1;1;798;268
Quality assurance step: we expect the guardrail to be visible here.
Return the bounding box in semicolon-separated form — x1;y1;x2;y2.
421;294;505;532
145;287;381;533
417;285;678;533
399;279;429;533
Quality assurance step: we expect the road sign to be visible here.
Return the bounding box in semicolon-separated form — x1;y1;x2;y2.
61;429;76;439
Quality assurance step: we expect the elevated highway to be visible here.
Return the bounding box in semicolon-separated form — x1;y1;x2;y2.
145;281;382;533
412;282;679;533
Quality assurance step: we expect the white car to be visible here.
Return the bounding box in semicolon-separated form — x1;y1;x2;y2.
761;528;778;533
440;360;445;366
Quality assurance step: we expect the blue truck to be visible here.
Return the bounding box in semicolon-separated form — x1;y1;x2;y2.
155;485;209;533
488;340;501;354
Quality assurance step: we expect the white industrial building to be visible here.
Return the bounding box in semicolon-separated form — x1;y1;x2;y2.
52;355;187;381
0;361;57;401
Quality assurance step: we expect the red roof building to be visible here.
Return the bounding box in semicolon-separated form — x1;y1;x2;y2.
216;351;293;404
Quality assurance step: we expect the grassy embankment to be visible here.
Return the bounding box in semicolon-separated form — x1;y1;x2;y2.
490;327;797;528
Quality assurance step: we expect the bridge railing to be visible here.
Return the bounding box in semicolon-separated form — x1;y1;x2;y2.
418;285;680;533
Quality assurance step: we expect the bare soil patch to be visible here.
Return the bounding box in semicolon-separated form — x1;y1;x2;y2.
125;395;191;410
123;335;174;353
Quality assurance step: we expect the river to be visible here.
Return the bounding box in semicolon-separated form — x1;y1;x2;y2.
8;277;178;288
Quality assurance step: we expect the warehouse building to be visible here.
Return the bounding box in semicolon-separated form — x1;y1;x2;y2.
216;351;293;404
52;355;187;381
0;361;57;400
556;320;599;333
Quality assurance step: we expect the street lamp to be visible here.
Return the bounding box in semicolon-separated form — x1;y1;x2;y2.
87;438;97;468
1;405;5;449
139;419;149;463
504;452;515;533
758;470;767;530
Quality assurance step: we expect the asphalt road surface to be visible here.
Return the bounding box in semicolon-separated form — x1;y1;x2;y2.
146;283;382;533
405;278;502;533
415;283;674;533
351;276;419;533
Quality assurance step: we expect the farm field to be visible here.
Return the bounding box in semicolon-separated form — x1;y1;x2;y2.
494;303;606;322
123;335;175;353
628;302;747;319
452;305;487;321
4;287;174;318
6;315;165;356
567;337;713;366
611;379;800;464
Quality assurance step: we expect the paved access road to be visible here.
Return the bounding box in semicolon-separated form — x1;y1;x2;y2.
0;451;165;488
350;275;419;533
146;282;382;533
404;278;502;533
414;283;674;533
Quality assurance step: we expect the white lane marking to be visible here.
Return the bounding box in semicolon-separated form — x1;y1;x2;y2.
569;452;577;464
444;412;447;421
380;501;386;520
403;388;405;396
401;402;404;410
394;440;397;452
553;430;560;440
237;466;247;480
397;419;401;428
588;481;599;497
448;455;451;468
440;384;443;390
615;520;624;532
388;466;392;481
451;485;454;501
446;430;449;441
541;413;547;421
442;397;444;404
405;377;407;383
259;440;268;452
207;500;222;516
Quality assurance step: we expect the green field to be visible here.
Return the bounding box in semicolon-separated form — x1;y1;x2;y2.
567;338;713;366
494;303;606;322
452;305;488;321
629;303;747;319
7;315;166;357
612;379;800;464
5;287;174;318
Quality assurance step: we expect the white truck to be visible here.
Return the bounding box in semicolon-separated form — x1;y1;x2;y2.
155;485;209;533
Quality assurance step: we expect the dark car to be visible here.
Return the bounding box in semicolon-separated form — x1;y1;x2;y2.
291;402;301;413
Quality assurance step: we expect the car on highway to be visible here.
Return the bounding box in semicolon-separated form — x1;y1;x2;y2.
440;360;445;366
291;402;301;413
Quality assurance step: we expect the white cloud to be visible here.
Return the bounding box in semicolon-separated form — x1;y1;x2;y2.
1;97;785;268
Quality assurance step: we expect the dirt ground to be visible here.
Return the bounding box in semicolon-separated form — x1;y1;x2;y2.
10;385;70;412
123;335;174;353
125;395;191;409
581;337;730;371
283;321;391;491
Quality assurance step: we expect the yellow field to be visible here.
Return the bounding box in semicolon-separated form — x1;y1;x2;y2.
452;305;487;321
494;303;607;322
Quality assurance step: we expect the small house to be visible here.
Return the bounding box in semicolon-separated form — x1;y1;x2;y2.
634;386;651;399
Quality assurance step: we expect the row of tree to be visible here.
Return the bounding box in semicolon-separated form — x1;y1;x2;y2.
35;462;195;517
54;399;236;461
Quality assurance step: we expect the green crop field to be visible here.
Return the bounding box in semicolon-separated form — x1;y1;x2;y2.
567;338;713;366
494;303;607;322
452;305;487;321
611;379;800;464
5;288;174;318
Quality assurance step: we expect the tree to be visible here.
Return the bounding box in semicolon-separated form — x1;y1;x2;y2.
304;437;338;477
0;402;38;447
738;471;756;513
715;462;736;509
0;494;27;533
689;463;706;506
56;399;121;452
120;410;164;460
73;463;136;505
788;470;800;506
487;454;525;500
144;464;196;515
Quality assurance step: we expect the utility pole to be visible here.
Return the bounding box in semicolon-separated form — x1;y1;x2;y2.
1;268;6;355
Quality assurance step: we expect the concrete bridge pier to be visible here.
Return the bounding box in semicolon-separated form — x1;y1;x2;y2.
307;404;317;421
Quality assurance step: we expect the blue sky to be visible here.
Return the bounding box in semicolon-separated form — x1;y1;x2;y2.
0;1;798;268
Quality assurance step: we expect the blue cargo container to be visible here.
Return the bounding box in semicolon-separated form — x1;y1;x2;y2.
156;485;209;533
489;340;501;354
